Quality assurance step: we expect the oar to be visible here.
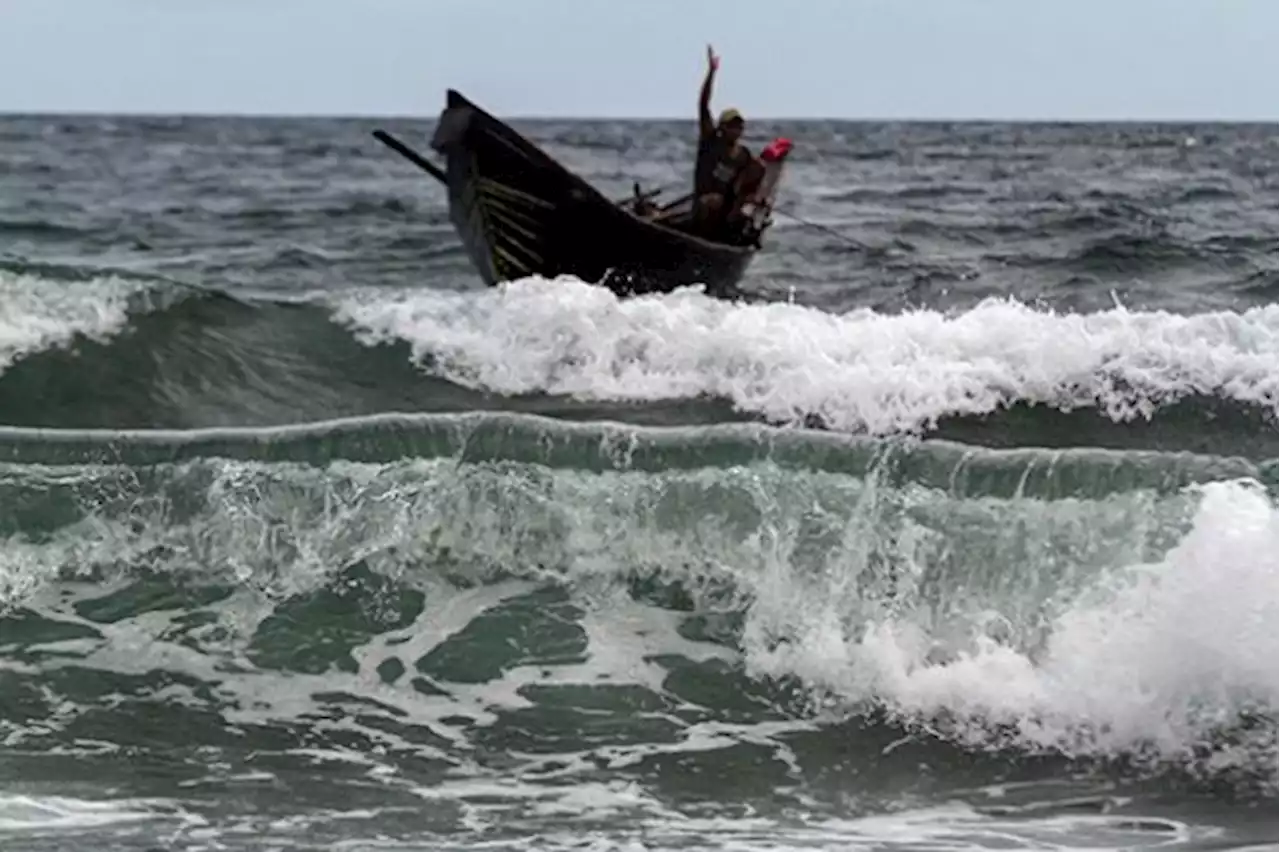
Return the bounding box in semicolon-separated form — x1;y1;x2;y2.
371;129;447;185
614;182;664;207
616;183;697;220
659;191;696;212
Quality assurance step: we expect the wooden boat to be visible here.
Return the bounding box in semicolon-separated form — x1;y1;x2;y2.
371;89;791;298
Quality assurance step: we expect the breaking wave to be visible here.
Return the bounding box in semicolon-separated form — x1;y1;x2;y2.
1;270;1275;462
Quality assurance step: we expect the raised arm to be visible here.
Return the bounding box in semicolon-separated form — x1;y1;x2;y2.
699;45;719;139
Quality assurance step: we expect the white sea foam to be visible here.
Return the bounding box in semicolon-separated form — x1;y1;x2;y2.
0;793;187;832
0;270;147;375
743;477;1279;767
334;276;1279;433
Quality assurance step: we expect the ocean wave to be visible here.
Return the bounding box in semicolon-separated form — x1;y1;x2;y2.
334;277;1279;432
0;268;170;375
1;271;1274;457
0;413;1273;793
0;217;95;239
0;410;1266;490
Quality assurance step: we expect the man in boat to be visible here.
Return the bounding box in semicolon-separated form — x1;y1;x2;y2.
693;45;763;238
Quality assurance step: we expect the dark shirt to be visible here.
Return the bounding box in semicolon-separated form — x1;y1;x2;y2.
694;131;752;199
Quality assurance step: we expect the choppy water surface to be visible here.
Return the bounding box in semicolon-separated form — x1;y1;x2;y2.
0;113;1276;851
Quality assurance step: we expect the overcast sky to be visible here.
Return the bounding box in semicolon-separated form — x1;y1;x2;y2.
1;0;1276;120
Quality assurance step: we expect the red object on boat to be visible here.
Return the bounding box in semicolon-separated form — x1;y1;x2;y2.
760;138;794;162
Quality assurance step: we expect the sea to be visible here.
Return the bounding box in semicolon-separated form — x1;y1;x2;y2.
0;112;1276;852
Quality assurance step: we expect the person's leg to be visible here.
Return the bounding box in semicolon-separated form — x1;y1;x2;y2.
734;159;765;208
694;192;725;221
693;193;726;236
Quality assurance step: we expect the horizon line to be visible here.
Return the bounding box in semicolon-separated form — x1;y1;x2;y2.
0;107;1275;126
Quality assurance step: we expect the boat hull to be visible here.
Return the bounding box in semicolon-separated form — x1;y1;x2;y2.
429;90;756;298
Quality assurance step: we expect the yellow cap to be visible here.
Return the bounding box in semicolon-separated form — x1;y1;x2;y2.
718;108;744;126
